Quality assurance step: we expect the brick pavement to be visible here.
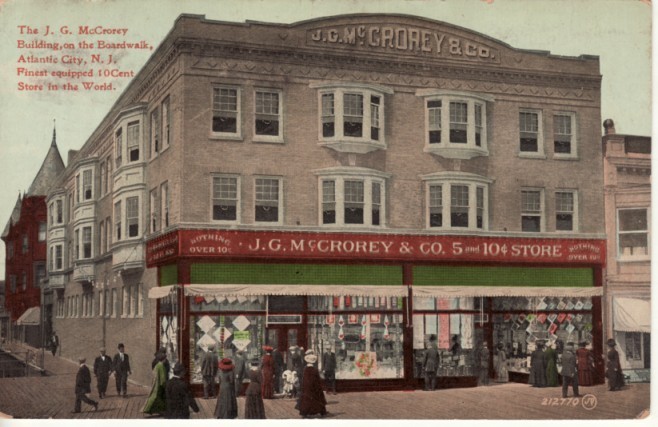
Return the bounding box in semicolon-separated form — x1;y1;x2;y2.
0;344;651;420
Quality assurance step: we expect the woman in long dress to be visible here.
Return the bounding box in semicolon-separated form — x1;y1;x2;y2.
545;342;559;387
245;367;266;419
214;358;237;419
142;352;168;416
298;351;327;418
494;343;508;383
606;339;625;391
528;341;547;387
576;342;594;386
261;346;275;399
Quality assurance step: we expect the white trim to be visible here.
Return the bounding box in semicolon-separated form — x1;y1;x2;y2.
413;286;603;298
253;176;283;226
210;84;242;139
211;174;241;224
253;88;284;143
518;108;545;157
552;111;578;159
184;284;407;297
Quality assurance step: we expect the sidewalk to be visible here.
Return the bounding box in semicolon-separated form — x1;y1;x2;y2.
0;343;651;420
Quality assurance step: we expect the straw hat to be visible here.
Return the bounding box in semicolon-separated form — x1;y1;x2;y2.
219;358;234;371
304;349;317;364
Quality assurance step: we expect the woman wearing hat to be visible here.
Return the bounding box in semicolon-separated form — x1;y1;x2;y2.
214;358;238;419
261;346;275;399
245;366;266;419
606;339;625;391
142;351;168;416
576;342;594;386
528;340;547;388
298;350;328;418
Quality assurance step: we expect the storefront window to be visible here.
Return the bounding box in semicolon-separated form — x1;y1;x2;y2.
308;295;403;311
158;293;179;371
189;295;266;312
307;313;404;380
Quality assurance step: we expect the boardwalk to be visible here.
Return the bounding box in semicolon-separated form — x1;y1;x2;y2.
0;345;650;420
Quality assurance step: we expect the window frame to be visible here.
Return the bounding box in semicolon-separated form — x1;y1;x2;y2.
521;188;545;233
617;207;650;261
555;190;578;232
253;88;284;143
126;196;140;238
212;174;241;223
160;182;169;229
553;112;578;159
211;85;242;139
519;109;545;158
126;120;141;163
254;176;283;225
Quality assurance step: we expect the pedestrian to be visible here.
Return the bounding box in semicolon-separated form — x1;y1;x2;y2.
151;348;171;378
50;331;59;357
479;341;490;386
165;363;200;419
245;366;266;419
202;344;219;399
322;345;337;394
272;345;285;394
576;341;594;386
560;342;580;398
606;339;625;391
93;347;113;398
142;351;168;416
214;357;238;419
545;341;559;387
289;345;304;401
112;343;131;397
73;357;98;414
423;335;439;391
529;340;547;387
298;350;327;418
234;349;247;397
494;343;508;383
261;345;275;399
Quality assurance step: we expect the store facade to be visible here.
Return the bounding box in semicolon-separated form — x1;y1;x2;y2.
148;229;605;391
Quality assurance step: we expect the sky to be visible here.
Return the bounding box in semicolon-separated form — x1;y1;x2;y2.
0;0;652;280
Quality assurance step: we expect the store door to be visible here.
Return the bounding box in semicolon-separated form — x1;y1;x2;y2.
266;324;305;356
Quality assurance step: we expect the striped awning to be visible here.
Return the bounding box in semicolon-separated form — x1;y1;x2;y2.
147;285;178;299
183;284;407;298
412;286;603;298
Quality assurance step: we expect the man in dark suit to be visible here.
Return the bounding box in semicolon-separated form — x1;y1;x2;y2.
112;343;131;397
93;347;113;398
201;344;218;399
272;346;285;394
73;357;98;413
165;363;200;419
561;342;580;398
321;346;337;394
423;335;440;391
233;349;247;397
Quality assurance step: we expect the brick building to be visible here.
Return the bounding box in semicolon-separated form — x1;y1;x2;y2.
602;120;650;381
2;128;65;348
48;14;606;392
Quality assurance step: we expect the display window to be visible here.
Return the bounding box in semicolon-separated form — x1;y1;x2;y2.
308;295;403;311
157;293;179;371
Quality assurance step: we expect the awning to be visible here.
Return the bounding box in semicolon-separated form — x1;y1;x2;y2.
184;284;408;298
412;286;603;298
16;307;41;326
613;297;651;333
148;285;178;299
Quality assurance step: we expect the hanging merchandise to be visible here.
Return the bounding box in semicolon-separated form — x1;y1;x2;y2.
548;323;558;335
547;313;558;323
574;300;585;310
345;296;352;308
547;298;557;310
194;296;204;305
557;313;567;323
557;299;567;310
565;299;575;310
583;300;593;310
380;296;387;308
348;314;358;324
369;314;381;323
374;297;379;308
537;298;548;310
358;296;364;307
338;315;345;340
326;315;335;325
537;313;548;324
383;315;390;340
360;323;367;340
333;296;340;309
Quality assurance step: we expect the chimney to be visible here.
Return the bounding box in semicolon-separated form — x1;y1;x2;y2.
603;119;616;135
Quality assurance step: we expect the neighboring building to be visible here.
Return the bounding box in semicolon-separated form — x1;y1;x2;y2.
602;119;651;382
2;127;65;348
48;14;606;392
0;280;8;343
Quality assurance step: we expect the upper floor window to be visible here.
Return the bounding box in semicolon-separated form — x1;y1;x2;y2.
150;188;159;233
553;113;577;158
254;89;282;142
521;189;544;232
100;161;106;196
127;121;140;162
105;156;112;194
161;182;169;229
151;107;160;156
212;86;240;137
50;244;63;271
162;97;171;150
114;201;122;241
555;191;578;232
82;226;92;258
418;90;491;159
126;196;140;238
82;169;93;201
423;172;490;231
255;177;282;224
38;222;46;241
312;82;392;154
9;275;16;293
56;199;63;223
519;110;544;157
115;128;123;167
316;167;389;227
22;234;28;253
212;175;239;222
617;208;649;259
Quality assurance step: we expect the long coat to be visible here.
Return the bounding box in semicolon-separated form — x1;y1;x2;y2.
75;365;92;395
261;354;275;399
214;370;238;419
606;347;625;390
423;346;440;372
494;349;508;383
298;365;327;417
165;376;199;419
202;351;218;377
529;348;547;387
576;348;594;386
143;361;168;414
545;347;559;387
245;369;266;419
561;350;577;378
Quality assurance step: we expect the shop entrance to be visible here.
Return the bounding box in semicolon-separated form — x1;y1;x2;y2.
266;324;305;355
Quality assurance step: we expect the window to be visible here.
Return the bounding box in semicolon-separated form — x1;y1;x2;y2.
424;172;490;231
427;100;442;143
625;332;642;360
82;226;92;258
35;264;45;288
521;190;543;232
212;176;239;221
105;156;112;194
555;191;577;231
618;208;649;258
100;161;106;196
519;110;543;155
126;196;139;238
150;189;159;232
151;108;160;156
312;83;392;153
22;235;28;253
317;168;389;227
115;128;123;167
56;199;63;223
75;174;80;203
554;113;575;156
115;201;122;241
112;288;118;317
212;86;240;136
161;182;169;229
254;90;282;140
9;275;16;293
82;169;93;200
255;178;281;223
127;121;140;162
38;222;46;241
105;217;111;250
51;244;63;270
99;221;105;254
162;97;170;149
74;229;79;260
449;102;468;143
22;271;27;291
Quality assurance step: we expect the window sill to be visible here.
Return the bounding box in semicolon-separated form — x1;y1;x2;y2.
616;256;650;263
518;153;547;160
424;145;489;160
553;154;579;161
209;134;243;142
253;136;284;144
319;139;386;154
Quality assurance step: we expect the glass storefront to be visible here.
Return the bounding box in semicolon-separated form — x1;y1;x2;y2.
157;292;179;370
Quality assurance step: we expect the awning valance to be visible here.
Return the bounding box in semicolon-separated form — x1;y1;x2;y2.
16;307;41;326
148;285;178;299
613;297;651;333
184;284;408;298
412;286;603;298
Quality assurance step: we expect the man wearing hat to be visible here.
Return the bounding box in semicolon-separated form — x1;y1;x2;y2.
112;343;131;397
73;357;98;413
234;349;247;397
201;344;219;399
560;342;579;398
528;340;547;387
165;363;199;419
214;358;238;419
423;335;439;391
606;339;625;391
298;350;328;418
93;347;113;398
